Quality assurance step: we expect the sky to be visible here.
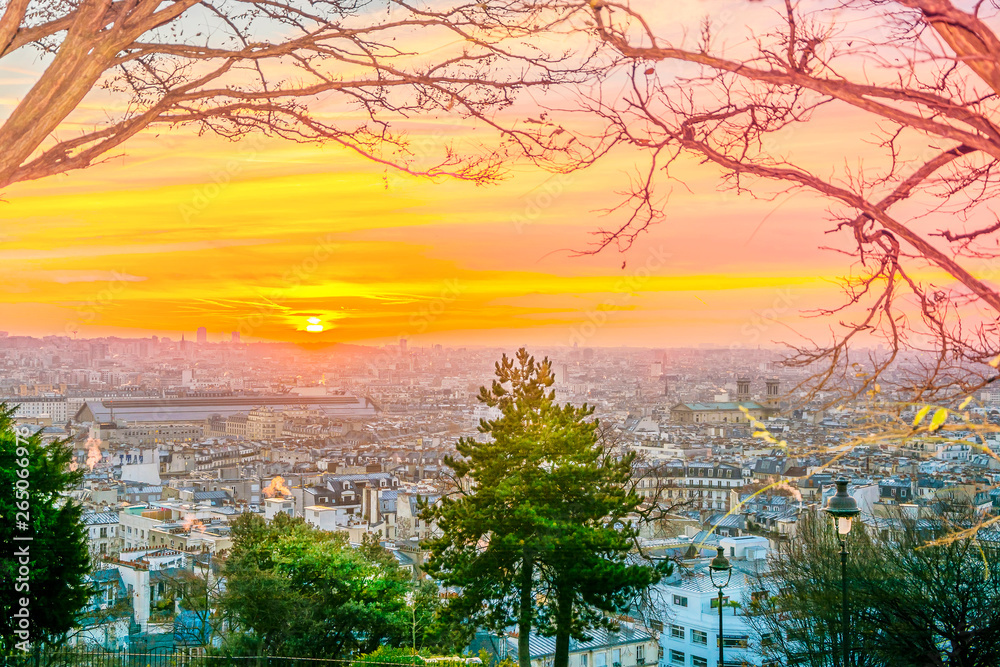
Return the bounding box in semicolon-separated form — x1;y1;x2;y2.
0;1;970;349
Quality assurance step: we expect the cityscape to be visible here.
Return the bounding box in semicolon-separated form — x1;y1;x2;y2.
2;332;999;665
3;1;1000;667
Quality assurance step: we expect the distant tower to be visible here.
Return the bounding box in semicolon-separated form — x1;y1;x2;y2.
231;331;240;343
765;378;780;411
736;377;751;403
197;327;208;344
399;338;407;353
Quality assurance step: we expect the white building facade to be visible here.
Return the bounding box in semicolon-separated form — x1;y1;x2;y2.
656;537;773;667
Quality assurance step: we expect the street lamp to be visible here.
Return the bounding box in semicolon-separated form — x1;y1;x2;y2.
824;479;860;667
709;546;732;667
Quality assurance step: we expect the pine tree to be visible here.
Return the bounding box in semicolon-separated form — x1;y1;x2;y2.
0;404;91;651
423;349;659;667
424;349;556;667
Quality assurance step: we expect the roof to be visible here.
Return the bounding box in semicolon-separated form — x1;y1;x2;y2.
504;627;654;659
705;513;745;530
76;394;375;423
82;511;119;525
672;402;765;412
192;490;230;500
124;484;163;493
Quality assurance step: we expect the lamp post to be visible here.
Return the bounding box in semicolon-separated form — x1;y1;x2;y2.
709;546;732;667
824;479;860;667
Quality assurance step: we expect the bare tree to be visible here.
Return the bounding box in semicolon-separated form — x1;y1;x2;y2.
469;0;1000;403
597;423;693;535
0;0;594;190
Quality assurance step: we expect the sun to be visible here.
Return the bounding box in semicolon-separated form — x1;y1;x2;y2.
305;317;324;333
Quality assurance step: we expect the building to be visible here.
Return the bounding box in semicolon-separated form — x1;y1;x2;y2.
633;461;744;511
247;407;283;439
119;507;167;550
196;327;207;344
303;505;350;531
1;396;69;423
147;520;233;553
669;402;768;425
655;536;772;667
680;463;744;511
476;626;658;667
670;379;780;424
264;497;295;521
75;393;377;424
83;511;121;558
92;422;203;447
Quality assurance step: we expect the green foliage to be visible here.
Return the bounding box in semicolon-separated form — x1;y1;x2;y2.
351;646;424;667
0;404;91;651
220;512;464;659
422;349;659;667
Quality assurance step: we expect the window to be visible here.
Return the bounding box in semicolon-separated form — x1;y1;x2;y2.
668;651;684;666
710;596;730;609
751;590;768;604
669;625;684;640
595;653;607;667
581;656;588;667
636;645;644;665
612;649;621;667
692;658;707;667
691;630;707;646
761;633;776;648
719;636;748;649
672;595;688;607
650;620;664;633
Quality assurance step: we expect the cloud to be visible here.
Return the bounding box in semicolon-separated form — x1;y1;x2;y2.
34;270;148;284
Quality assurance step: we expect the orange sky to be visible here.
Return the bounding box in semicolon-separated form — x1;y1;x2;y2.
0;126;849;348
0;2;982;348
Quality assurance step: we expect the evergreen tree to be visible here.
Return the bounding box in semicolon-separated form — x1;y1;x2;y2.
529;403;658;667
423;349;659;667
0;404;91;652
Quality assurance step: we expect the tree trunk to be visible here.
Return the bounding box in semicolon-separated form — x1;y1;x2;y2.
518;555;534;667
553;588;573;667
